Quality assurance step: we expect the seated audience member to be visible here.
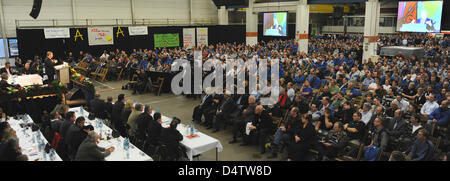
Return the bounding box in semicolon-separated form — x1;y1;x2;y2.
105;96;114;118
192;88;214;124
366;118;389;153
213;92;236;133
429;100;450;126
341;82;362;100
272;88;291;117
146;112;162;147
65;117;86;160
344;112;366;145
397;115;423;152
287;114;316;161
132;69;148;95
268;107;301;159
90;94;108;119
316;122;349;160
394;95;409;112
135;105;153;147
408;129;435;161
0;122;28;161
291;95;309;114
402;82;417;101
360;103;373;125
75;131;115;161
21;63;35;75
127;103;143;137
248;105;274;154
316;107;335;132
159;117;185;160
121;99;134;134
336;102;354;124
332;92;347;112
300;80;313;98
112;94;126;136
0;73;13;93
420;94;439;119
0;62;14;76
231;96;256;144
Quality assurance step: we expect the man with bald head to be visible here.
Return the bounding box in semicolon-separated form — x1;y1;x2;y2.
230;96;257;144
212;91;236;133
248;105;274;154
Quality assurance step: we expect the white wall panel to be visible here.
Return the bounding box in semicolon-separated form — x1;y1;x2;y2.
3;0;72;37
134;0;189;20
191;0;217;22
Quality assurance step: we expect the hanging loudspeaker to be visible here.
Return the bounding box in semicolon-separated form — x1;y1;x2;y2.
29;0;43;19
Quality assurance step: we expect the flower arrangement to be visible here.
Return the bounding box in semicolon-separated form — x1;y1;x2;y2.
70;67;94;88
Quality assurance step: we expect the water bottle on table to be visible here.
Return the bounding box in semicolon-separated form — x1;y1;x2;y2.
190;125;195;136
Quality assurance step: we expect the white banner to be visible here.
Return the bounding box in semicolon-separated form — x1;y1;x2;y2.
88;27;114;46
44;28;70;39
128;26;148;36
183;28;196;49
196;27;208;47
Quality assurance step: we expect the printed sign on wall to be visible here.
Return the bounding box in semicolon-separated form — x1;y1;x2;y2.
129;26;148;36
88;27;114;46
196;27;208;47
44;28;70;39
183;28;196;49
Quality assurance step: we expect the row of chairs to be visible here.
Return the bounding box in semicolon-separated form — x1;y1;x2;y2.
128;74;165;96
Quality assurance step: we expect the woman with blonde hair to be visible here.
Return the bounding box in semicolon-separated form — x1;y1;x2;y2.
120;99;134;136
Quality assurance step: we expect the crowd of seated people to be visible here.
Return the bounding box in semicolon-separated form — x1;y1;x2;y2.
187;34;449;161
1;33;450;161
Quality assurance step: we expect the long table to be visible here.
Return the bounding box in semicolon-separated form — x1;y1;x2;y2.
69;107;153;161
159;113;223;161
8;115;62;161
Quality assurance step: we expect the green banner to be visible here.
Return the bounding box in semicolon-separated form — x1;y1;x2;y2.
154;33;180;48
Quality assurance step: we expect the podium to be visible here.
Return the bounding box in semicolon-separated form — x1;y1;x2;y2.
55;62;70;85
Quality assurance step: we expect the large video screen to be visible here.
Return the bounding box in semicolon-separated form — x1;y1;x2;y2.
397;1;443;33
263;12;287;36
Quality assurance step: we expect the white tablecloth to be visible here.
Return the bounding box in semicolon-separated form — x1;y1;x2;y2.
8;115;62;161
4;74;43;86
69;107;153;161
160;115;223;161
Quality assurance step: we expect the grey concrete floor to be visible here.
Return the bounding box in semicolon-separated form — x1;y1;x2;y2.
91;79;284;161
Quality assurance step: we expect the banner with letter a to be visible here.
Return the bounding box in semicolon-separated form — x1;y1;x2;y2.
196;27;208;47
88;27;114;46
128;26;148;36
44;28;70;39
183;28;196;49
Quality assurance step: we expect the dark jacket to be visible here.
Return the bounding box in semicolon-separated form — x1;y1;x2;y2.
252;109;274;131
242;104;256;123
105;102;113;116
294;122;317;146
159;127;184;157
112;101;124;123
147;118;163;146
91;98;108;119
59;119;73;138
121;109;132;125
285;115;302;137
75;137;111;161
386;118;407;138
65;124;86;156
136;112;153;140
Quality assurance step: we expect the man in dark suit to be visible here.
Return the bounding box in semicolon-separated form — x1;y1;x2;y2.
192;88;214;124
387;110;407;136
64;117;86;160
146;112;162;147
159;118;184;161
0;62;14;76
44;51;57;84
105;96;113;118
0;73;12;93
90;94;108;119
136;105;153;148
20;63;35;75
213;92;236;133
57;111;76;160
112;94;126;134
249;105;274;154
230;95;256;144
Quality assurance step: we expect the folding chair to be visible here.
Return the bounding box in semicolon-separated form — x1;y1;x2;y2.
151;77;165;96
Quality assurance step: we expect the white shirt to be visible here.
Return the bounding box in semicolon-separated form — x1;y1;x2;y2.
397;99;410;112
361;111;373;125
420;101;439;115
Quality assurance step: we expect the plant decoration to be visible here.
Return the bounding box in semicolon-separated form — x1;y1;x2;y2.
70;67;94;88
